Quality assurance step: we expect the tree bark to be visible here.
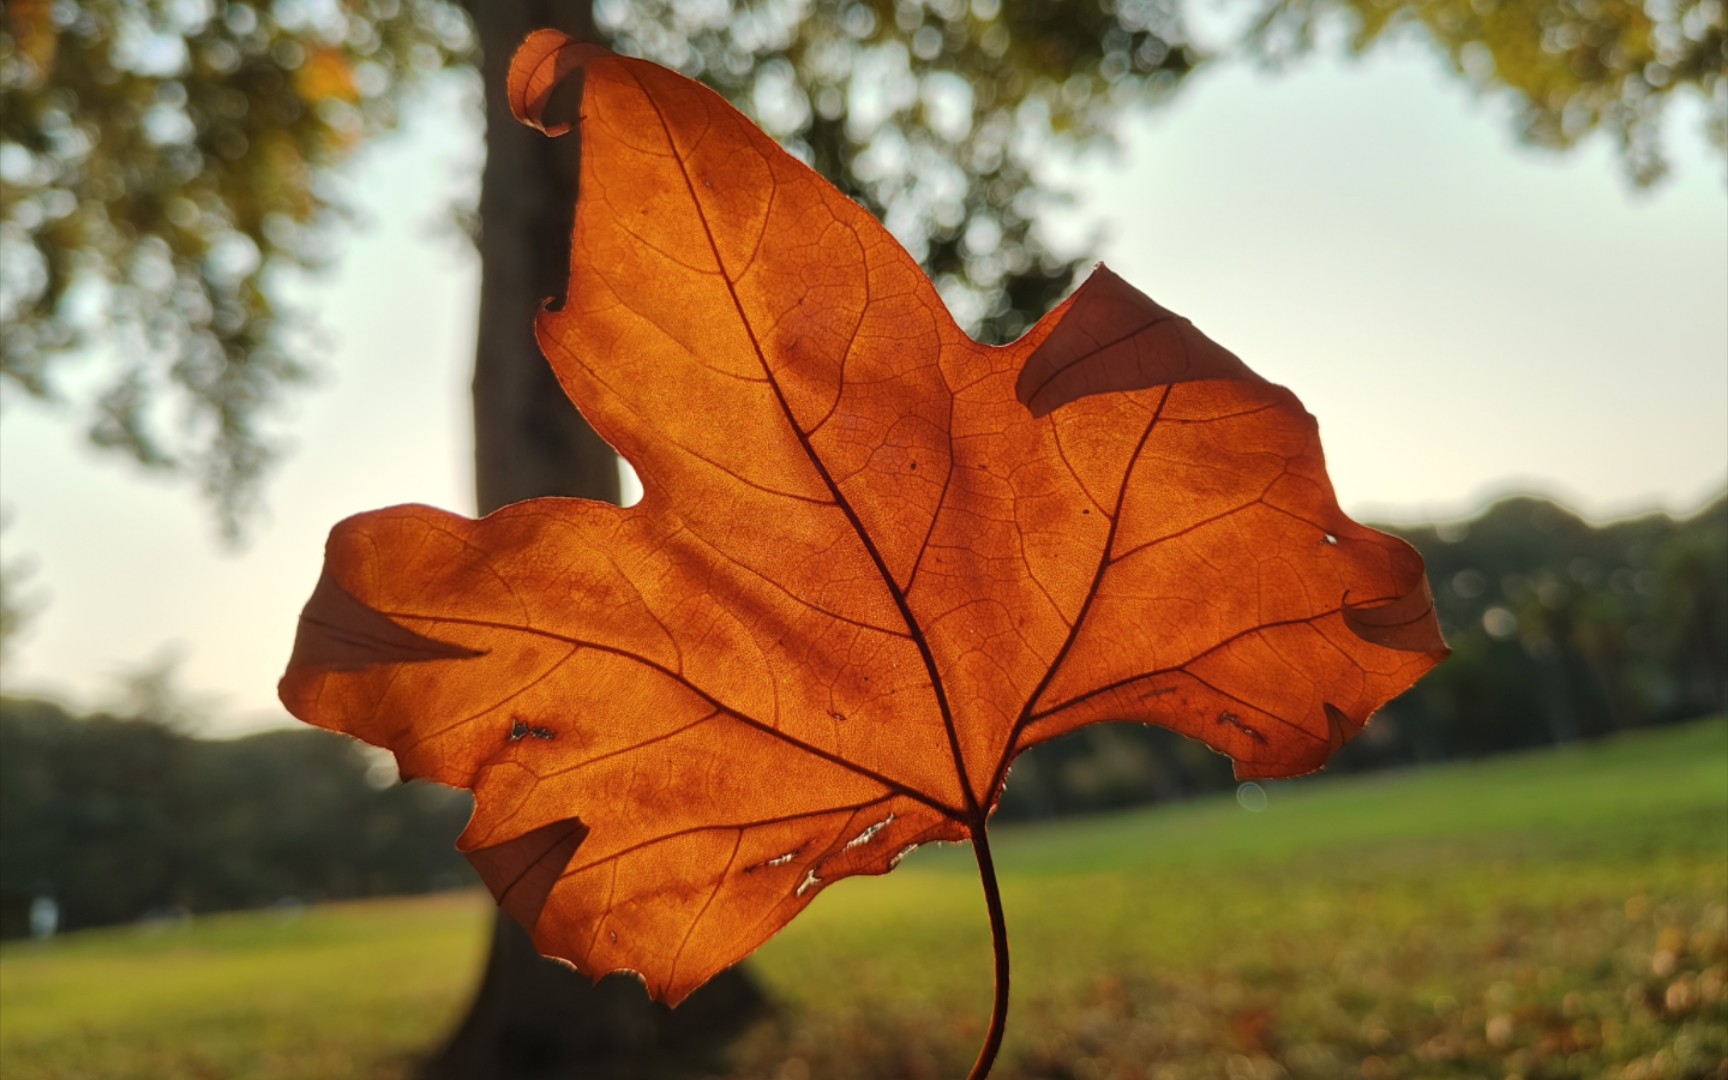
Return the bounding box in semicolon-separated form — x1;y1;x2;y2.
420;4;766;1076
469;0;618;513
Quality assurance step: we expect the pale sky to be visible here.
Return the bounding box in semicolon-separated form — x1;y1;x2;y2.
2;37;1724;729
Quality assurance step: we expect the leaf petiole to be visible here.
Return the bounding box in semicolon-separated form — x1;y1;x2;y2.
966;825;1010;1080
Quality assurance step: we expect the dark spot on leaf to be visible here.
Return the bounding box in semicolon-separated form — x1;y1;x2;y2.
1217;711;1268;745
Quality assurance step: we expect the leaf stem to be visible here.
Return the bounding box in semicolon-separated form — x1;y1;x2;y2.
966;825;1010;1080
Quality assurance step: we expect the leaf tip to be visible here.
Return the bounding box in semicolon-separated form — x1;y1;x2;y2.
284;562;486;677
465;816;590;935
1016;263;1254;416
508;29;610;137
1341;550;1451;657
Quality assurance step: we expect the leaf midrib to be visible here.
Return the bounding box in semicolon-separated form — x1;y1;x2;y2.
627;67;984;825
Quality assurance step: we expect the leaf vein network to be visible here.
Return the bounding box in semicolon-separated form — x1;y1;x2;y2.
375;608;961;817
627;66;977;821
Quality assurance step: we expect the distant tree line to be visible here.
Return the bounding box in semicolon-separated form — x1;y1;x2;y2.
1354;493;1726;759
0;698;472;939
2;492;1721;935
996;491;1728;818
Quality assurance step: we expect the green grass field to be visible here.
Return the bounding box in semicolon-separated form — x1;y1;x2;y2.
4;719;1725;1079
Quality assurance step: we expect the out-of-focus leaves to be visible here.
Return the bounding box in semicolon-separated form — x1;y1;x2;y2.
0;0;1211;535
0;0;472;534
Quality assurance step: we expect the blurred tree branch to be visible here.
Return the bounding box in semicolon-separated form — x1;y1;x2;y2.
1;1;1209;539
10;2;1715;540
1;0;473;537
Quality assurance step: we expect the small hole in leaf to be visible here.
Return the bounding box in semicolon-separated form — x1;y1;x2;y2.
508;717;557;742
845;813;895;849
1323;532;1338;545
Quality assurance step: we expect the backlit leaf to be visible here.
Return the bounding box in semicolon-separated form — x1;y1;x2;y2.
280;31;1446;1067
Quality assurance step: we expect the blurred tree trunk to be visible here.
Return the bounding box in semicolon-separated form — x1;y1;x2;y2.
420;4;765;1077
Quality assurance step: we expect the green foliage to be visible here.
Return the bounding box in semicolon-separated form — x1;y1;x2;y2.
1244;0;1727;184
1374;494;1728;761
0;696;473;938
3;0;1206;529
0;0;471;532
3;718;1722;1078
12;1;1706;532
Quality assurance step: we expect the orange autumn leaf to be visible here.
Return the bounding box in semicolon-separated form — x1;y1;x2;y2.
281;29;1446;1073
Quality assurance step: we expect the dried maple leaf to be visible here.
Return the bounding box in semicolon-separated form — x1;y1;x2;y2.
280;30;1446;1078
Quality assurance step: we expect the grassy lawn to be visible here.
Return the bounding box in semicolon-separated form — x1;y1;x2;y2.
0;891;491;1079
3;718;1724;1079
